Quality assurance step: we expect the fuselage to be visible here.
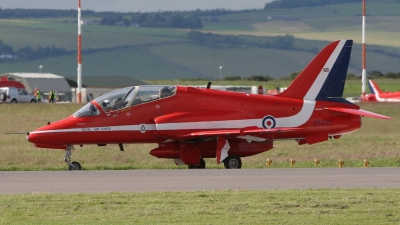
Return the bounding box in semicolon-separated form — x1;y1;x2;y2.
27;85;361;148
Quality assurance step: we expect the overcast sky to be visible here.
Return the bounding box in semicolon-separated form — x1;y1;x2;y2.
0;0;275;12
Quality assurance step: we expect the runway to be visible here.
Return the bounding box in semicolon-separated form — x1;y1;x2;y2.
1;168;399;194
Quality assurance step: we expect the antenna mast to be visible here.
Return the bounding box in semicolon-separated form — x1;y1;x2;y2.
77;0;82;103
361;0;366;97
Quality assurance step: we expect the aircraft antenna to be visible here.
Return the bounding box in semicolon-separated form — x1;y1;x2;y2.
361;0;367;97
77;0;82;103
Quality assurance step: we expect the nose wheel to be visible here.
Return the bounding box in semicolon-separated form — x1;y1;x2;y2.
69;161;82;170
65;145;82;170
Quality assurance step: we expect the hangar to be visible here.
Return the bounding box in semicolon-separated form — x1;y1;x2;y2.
0;73;72;102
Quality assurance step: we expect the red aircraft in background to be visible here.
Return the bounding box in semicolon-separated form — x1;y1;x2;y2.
27;39;391;170
361;79;400;102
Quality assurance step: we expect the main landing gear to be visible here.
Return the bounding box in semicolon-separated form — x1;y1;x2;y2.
187;156;243;169
223;155;242;169
65;145;82;171
188;158;206;169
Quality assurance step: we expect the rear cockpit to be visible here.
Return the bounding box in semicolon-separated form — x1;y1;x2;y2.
73;85;176;118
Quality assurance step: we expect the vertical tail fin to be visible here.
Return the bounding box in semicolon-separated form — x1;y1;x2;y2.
277;40;353;101
368;80;382;95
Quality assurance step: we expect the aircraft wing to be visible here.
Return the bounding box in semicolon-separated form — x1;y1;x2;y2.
154;111;302;140
180;127;302;139
324;107;392;120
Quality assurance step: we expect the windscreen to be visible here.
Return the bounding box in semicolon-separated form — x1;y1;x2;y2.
73;102;100;118
95;87;134;112
125;85;176;107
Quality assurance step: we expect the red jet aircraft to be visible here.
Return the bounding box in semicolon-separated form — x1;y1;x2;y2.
361;79;400;102
27;39;391;170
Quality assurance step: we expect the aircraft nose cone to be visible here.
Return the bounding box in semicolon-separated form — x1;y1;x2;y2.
27;131;40;144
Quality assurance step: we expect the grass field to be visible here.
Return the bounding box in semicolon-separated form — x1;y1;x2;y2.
0;189;399;224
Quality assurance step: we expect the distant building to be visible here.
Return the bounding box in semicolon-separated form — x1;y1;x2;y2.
1;73;72;102
0;53;17;59
83;20;96;25
267;15;294;21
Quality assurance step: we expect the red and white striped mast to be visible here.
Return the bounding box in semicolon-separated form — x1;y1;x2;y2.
77;0;82;103
361;0;367;97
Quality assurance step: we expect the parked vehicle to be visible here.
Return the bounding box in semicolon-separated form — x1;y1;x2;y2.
0;87;36;103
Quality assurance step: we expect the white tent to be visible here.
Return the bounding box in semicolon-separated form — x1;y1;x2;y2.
1;73;72;102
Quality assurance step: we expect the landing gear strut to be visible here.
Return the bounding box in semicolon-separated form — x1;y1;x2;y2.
223;155;242;169
188;158;206;169
65;145;82;170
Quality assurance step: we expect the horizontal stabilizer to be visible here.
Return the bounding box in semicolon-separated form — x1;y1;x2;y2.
324;107;392;120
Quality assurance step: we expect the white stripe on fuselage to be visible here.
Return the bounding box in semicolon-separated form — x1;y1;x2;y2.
30;124;156;134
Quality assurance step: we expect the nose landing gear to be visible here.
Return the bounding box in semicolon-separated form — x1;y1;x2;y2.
65;145;82;170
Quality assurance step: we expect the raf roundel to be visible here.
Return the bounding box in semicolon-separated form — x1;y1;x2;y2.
262;115;276;129
140;124;146;133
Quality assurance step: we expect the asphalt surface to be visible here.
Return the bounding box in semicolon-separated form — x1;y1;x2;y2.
1;168;399;194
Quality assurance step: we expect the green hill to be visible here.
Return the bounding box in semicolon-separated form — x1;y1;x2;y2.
0;0;399;80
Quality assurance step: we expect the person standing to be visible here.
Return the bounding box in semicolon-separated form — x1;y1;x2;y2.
33;87;38;98
49;89;56;103
35;88;42;103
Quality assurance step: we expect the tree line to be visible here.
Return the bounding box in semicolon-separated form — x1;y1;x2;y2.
187;31;295;50
223;72;300;82
223;70;400;82
0;40;69;61
264;0;361;9
100;12;203;29
0;8;99;18
366;70;400;79
0;8;253;19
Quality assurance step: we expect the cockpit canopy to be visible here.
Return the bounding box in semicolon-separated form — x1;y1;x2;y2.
73;85;176;118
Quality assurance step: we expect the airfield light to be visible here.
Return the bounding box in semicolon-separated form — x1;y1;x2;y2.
39;65;42;73
266;158;272;167
290;158;295;167
338;159;344;168
363;159;369;167
314;158;320;166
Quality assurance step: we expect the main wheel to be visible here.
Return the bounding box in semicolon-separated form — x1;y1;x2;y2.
188;158;206;169
223;155;242;169
69;161;82;170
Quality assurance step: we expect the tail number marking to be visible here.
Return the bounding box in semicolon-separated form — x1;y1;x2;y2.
314;120;332;125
